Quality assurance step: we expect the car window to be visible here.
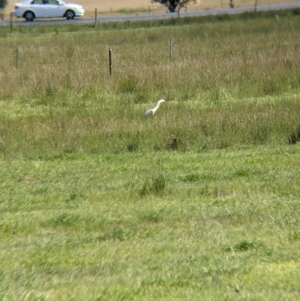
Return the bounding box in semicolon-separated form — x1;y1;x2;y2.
30;0;51;4
31;0;43;4
48;0;60;5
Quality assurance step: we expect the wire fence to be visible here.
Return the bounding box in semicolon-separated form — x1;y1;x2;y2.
6;39;300;75
0;37;299;100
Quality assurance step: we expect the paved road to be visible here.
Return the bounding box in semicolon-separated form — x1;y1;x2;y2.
1;2;300;26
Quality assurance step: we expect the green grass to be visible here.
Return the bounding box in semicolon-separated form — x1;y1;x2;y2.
1;147;300;300
1;9;300;300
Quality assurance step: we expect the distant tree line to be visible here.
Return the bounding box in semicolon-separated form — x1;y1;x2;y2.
152;0;192;13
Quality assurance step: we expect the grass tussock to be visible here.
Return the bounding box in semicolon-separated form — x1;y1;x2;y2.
139;174;166;197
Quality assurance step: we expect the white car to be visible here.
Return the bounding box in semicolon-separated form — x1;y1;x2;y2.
14;0;84;21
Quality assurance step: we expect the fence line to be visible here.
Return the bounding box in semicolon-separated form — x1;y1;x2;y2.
8;40;300;75
12;40;300;55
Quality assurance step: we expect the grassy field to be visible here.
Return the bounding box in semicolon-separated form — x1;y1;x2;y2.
1;9;300;300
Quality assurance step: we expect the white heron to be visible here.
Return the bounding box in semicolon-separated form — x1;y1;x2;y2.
144;99;166;116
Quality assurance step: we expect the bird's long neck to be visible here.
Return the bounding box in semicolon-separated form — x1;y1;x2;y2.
154;103;161;111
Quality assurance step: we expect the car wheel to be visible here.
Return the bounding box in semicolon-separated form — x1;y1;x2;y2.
65;10;75;20
24;11;34;22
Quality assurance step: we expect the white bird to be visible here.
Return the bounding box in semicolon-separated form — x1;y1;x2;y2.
144;99;166;116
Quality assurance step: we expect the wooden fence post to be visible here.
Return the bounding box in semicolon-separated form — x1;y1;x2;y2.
109;48;112;77
169;38;173;60
254;0;258;12
10;12;13;33
94;8;98;28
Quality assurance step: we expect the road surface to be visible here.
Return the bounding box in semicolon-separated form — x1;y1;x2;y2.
1;2;300;26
